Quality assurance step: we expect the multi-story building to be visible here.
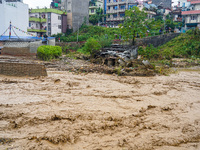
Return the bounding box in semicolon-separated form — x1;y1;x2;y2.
0;0;28;36
151;0;172;9
61;0;89;32
28;8;67;37
182;0;200;28
50;0;66;11
89;0;103;16
106;0;139;26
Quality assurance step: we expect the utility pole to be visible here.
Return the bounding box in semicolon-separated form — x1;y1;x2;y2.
77;21;79;42
9;21;11;39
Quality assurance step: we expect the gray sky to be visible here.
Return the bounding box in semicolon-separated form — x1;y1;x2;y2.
23;0;179;9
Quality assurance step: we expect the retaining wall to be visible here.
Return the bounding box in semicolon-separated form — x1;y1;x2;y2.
136;33;181;47
0;62;47;77
1;40;42;56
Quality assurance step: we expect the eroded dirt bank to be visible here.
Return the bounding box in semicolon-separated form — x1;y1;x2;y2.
0;70;200;150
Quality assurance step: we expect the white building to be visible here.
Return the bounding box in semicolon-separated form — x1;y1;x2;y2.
28;9;67;37
0;0;29;37
182;0;200;28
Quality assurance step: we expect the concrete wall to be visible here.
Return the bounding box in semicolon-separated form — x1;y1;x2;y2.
136;33;181;47
1;40;42;56
0;62;47;77
64;0;89;32
0;1;29;36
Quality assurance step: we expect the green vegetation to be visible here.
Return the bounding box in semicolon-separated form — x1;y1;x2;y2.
37;45;62;61
120;6;148;45
30;8;66;15
89;8;105;25
77;38;101;55
29;17;46;23
52;25;121;42
138;28;200;61
27;29;46;33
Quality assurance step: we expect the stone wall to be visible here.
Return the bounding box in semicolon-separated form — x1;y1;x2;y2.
0;62;47;77
136;33;181;47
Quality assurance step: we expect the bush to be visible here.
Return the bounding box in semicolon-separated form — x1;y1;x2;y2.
138;45;160;60
78;38;101;55
97;35;112;48
37;45;62;61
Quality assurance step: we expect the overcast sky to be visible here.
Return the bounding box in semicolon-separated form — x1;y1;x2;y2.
23;0;52;9
23;0;179;9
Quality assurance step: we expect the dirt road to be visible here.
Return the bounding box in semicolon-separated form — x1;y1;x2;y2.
0;70;200;150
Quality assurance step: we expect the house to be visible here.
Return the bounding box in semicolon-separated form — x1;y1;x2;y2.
0;0;29;36
89;0;104;16
28;8;67;37
182;0;200;28
106;0;139;27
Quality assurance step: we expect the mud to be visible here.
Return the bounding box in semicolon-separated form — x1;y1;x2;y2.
0;70;200;150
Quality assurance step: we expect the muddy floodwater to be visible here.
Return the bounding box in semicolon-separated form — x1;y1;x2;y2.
0;70;200;150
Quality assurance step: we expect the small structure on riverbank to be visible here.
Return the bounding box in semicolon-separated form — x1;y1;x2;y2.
0;56;47;77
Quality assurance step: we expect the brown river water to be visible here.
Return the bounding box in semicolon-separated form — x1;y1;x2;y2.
0;70;200;150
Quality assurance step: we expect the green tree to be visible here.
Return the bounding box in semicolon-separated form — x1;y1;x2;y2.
89;8;104;25
120;6;148;45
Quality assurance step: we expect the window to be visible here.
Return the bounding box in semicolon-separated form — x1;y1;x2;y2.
191;15;197;20
113;14;117;18
67;10;71;13
113;6;118;10
58;16;61;20
91;9;95;13
48;13;51;18
120;5;125;9
120;13;125;17
36;24;38;28
35;14;38;18
58;25;61;29
129;5;136;9
108;6;110;10
29;23;31;27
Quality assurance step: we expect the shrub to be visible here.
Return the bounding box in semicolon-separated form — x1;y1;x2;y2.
37;45;62;61
139;45;159;60
97;35;112;48
78;38;101;55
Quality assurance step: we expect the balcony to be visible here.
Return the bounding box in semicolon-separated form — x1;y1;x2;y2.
106;9;126;14
29;17;47;23
106;17;124;21
89;5;98;9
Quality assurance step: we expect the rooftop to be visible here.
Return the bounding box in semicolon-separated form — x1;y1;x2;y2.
29;8;66;15
182;10;200;15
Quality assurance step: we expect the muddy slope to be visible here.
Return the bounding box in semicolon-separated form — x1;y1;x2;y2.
0;71;200;150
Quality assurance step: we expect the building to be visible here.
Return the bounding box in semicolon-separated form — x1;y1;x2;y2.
151;0;172;9
61;0;89;32
50;0;65;11
182;0;200;28
106;0;139;26
0;0;29;36
28;8;67;37
89;0;103;16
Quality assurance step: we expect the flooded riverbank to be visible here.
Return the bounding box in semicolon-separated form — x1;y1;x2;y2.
0;70;200;149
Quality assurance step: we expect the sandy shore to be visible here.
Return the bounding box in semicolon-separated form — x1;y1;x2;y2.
0;70;200;150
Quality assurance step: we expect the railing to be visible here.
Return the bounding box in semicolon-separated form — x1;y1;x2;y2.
106;9;126;13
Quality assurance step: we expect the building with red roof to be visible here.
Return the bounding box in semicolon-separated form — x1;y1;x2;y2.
182;0;200;28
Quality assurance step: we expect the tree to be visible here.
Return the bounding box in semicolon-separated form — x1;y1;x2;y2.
89;8;105;25
120;6;148;45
